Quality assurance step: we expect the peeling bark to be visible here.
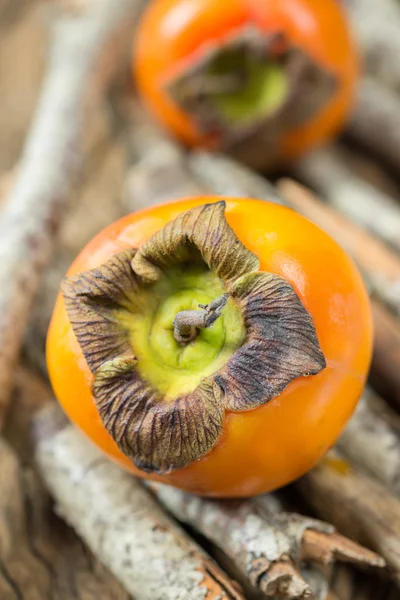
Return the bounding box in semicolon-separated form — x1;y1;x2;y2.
34;406;244;600
151;483;383;599
0;0;146;425
151;483;316;599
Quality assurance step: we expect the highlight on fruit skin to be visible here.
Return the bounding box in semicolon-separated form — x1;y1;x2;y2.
47;197;372;498
133;0;359;171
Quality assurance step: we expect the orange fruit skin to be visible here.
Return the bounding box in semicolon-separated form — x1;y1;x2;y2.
47;197;372;497
134;0;359;163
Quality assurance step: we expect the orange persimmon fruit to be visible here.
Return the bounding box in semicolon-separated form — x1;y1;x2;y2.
134;0;359;169
47;197;372;498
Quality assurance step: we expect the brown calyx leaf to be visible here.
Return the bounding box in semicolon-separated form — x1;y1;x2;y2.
131;200;259;286
62;202;326;474
214;272;326;411
62;248;138;373
93;358;224;473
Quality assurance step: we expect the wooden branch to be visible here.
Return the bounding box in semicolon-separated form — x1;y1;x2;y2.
343;0;400;91
277;178;400;318
0;434;130;600
297;451;400;584
188;151;285;205
120;101;284;213
294;145;400;254
337;387;400;498
0;0;146;425
150;483;383;599
347;78;400;173
370;300;400;411
254;495;383;569
122;105;203;212
151;484;317;599
34;405;244;600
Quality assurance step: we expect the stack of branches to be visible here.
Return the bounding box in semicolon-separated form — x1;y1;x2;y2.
2;1;400;599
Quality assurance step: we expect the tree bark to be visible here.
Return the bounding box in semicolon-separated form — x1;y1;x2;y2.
343;0;400;91
0;0;146;425
34;405;244;600
338;387;400;498
278;178;400;318
370;300;400;411
294;145;400;254
151;483;383;599
0;435;131;600
297;451;400;584
347;79;400;174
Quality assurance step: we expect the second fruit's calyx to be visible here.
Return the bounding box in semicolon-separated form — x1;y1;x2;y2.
167;27;337;169
63;201;326;474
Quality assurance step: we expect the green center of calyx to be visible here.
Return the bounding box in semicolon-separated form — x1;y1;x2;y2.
122;264;245;399
205;47;289;126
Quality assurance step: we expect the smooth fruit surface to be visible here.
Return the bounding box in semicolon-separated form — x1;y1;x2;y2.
47;197;372;497
134;0;358;164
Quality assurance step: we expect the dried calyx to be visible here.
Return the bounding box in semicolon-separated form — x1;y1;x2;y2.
62;202;326;474
167;27;337;169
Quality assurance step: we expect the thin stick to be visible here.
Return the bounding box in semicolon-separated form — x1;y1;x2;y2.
338;386;400;498
122;104;203;211
294;145;400;254
150;483;383;599
0;0;145;425
34;405;244;600
343;0;400;91
370;300;400;411
277;178;400;318
347;78;400;173
0;433;130;599
297;451;400;583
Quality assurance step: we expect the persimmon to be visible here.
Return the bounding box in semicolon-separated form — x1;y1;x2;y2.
134;0;359;170
47;198;372;498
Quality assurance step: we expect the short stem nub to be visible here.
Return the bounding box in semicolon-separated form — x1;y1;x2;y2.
173;294;229;345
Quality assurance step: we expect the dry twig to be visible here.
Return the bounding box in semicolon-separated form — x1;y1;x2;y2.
34;405;244;600
347;78;400;173
122;104;203;210
294;145;400;254
338;387;400;498
297;452;400;583
370;300;400;411
0;434;130;600
343;0;400;91
277;178;400;317
0;0;145;424
150;483;383;600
